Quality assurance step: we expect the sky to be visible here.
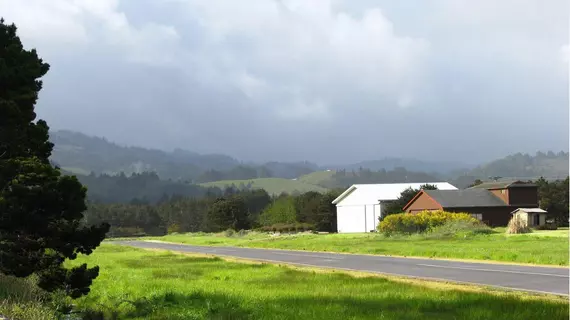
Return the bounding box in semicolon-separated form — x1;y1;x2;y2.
1;0;568;165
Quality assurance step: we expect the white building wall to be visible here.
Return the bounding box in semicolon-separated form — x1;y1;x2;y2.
337;204;383;233
336;206;365;233
374;203;382;228
364;205;375;232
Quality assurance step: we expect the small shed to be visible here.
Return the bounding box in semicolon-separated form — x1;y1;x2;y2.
511;208;548;227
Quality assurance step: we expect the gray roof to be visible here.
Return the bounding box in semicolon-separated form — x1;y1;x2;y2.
469;181;536;190
511;208;547;214
424;189;507;208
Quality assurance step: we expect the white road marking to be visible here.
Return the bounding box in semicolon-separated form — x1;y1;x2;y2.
273;252;345;260
416;264;569;278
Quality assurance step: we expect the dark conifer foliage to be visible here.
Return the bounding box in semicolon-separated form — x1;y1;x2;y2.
0;19;109;299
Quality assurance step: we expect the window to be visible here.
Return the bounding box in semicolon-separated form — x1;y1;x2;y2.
501;189;506;194
471;213;483;221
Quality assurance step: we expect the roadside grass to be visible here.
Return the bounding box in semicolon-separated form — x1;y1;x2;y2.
139;230;570;266
0;275;59;320
509;228;568;238
200;177;328;195
67;244;568;320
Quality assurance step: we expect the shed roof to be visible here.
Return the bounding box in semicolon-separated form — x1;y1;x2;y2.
422;189;507;208
511;208;547;214
331;182;458;206
468;181;537;190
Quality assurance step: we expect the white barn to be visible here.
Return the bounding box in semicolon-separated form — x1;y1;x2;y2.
332;182;458;233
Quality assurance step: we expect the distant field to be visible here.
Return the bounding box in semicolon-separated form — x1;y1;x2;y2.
200;177;329;195
53;244;566;320
297;170;336;186
144;230;570;266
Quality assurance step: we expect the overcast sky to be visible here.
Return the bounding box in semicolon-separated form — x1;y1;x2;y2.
1;0;568;165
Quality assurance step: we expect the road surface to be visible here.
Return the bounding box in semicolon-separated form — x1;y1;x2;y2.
115;240;569;296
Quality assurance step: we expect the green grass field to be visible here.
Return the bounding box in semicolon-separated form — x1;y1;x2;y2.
200;177;329;195
143;230;570;266
53;244;568;319
0;275;58;320
297;170;336;186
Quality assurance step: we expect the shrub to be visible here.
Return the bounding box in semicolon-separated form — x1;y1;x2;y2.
223;229;236;237
377;211;479;235
425;220;493;239
506;216;531;234
258;223;314;233
535;220;558;230
167;224;181;234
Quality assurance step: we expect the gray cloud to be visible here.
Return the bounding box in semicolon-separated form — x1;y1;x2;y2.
1;0;568;164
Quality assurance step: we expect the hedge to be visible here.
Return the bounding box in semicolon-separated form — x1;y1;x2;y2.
377;210;479;235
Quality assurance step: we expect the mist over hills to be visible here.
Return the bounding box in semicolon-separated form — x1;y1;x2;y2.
50;130;568;191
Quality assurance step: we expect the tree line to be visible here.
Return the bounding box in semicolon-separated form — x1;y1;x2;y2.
321;167;441;189
83;188;343;237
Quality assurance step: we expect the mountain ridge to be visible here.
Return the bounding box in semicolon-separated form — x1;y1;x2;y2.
49;130;568;189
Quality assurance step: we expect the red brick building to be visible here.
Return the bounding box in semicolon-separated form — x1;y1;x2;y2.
402;181;539;226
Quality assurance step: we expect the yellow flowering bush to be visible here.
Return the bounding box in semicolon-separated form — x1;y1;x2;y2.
377;210;479;235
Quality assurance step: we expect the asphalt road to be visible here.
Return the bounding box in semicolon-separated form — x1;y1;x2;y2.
115;240;569;296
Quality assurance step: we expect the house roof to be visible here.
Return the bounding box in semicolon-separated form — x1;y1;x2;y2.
331;182;458;206
421;189;507;208
468;181;537;190
511;208;547;214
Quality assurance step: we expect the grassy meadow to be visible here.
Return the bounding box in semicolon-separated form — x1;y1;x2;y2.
0;275;59;320
297;170;336;186
19;244;567;319
200;177;329;195
142;229;570;266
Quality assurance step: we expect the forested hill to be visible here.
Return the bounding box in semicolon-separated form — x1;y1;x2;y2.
450;152;569;187
50;130;568;191
49;130;318;182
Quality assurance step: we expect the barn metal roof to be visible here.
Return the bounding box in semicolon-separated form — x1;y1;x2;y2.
331;182;458;206
423;189;507;208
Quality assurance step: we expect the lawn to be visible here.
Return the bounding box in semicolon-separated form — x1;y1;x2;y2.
200;177;328;195
52;244;568;319
142;230;569;266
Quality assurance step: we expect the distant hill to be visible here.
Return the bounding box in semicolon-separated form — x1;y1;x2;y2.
297;170;337;186
50;130;568;194
49;130;318;181
200;178;329;195
450;151;569;188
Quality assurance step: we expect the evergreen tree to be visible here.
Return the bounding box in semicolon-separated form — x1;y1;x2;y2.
0;19;109;298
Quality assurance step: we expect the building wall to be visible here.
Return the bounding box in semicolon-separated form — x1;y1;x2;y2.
336;205;365;233
365;204;378;232
444;206;513;227
405;193;443;213
336;204;382;233
507;187;539;206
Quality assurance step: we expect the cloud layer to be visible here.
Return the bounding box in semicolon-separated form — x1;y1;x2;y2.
1;0;568;164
